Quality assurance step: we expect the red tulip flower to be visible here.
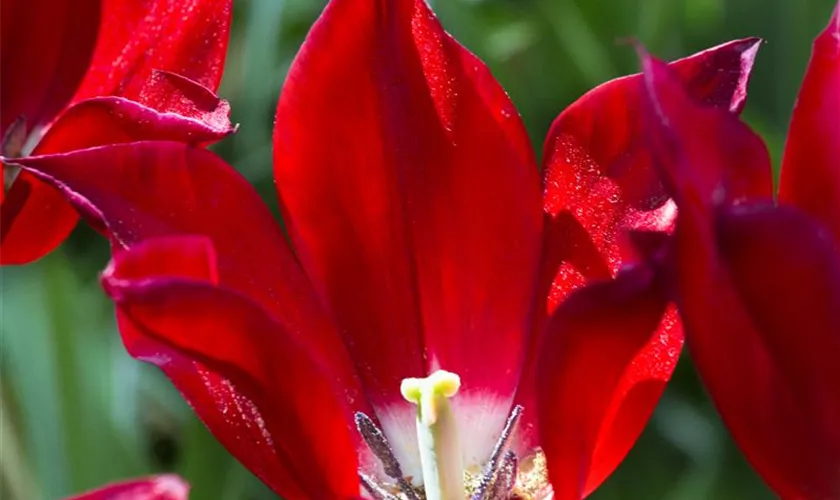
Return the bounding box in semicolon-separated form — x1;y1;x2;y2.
63;475;188;500
633;2;840;499
0;0;234;265
6;1;764;499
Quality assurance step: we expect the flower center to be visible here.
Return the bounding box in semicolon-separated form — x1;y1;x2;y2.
355;370;550;500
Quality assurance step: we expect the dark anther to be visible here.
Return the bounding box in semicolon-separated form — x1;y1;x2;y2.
486;451;518;500
470;405;524;500
355;412;421;500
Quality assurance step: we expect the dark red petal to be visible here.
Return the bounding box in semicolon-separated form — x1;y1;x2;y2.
531;41;762;480
638;51;773;212
102;236;362;498
673;203;840;500
8;142;359;391
541;38;763;299
0;0;99;138
63;475;188;500
73;0;232;103
537;266;673;500
779;1;840;243
273;0;542;412
0;93;234;265
640;49;840;499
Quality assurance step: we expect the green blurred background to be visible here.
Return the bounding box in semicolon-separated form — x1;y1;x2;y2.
1;0;835;498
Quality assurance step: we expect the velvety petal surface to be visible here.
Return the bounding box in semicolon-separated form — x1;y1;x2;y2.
0;0;99;138
64;475;188;500
779;1;840;244
273;0;542;428
641;53;840;500
1;94;233;265
102;236;362;498
72;0;232;104
536;266;671;500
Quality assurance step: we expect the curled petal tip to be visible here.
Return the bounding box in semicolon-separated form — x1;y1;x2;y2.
63;474;189;500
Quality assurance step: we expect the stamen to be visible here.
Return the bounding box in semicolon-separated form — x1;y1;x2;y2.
470;405;523;500
360;472;400;500
401;370;465;500
1;116;26;159
355;412;421;500
486;451;518;500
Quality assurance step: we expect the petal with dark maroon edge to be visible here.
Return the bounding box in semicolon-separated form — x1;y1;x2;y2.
6;142;361;396
0;0;99;139
638;56;773;209
273;0;542;429
640;52;840;500
537;266;672;500
1;0;235;266
779;1;840;244
0;94;234;265
63;474;189;500
72;0;232;105
540;38;762;302
524;41;762;468
102;236;362;498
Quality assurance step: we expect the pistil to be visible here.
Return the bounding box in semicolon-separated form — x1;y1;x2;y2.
401;370;465;500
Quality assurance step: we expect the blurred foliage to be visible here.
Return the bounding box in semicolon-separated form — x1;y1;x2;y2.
1;0;835;498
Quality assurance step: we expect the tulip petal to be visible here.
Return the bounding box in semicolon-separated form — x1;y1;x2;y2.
537;266;672;500
640;51;840;499
528;41;763;480
102;236;362;498
0;0;99;138
637;52;773;210
8;142;360;390
273;0;542;420
63;474;188;500
0;92;234;265
0;0;234;265
541;38;763;308
779;2;840;243
673;203;840;500
73;0;232;104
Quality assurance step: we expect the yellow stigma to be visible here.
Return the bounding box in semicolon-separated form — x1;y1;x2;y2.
401;370;464;500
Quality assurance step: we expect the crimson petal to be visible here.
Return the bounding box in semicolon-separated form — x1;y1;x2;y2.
0;92;234;265
102;236;362;498
0;0;99;138
273;0;542;416
541;38;763;308
526;41;762;483
779;1;840;243
537;266;671;500
72;0;232;104
63;475;188;500
1;0;234;266
8;142;359;391
640;52;840;499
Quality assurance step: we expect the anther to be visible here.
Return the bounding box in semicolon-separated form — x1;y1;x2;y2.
355;412;421;500
359;472;400;500
486;451;518;500
470;405;523;500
